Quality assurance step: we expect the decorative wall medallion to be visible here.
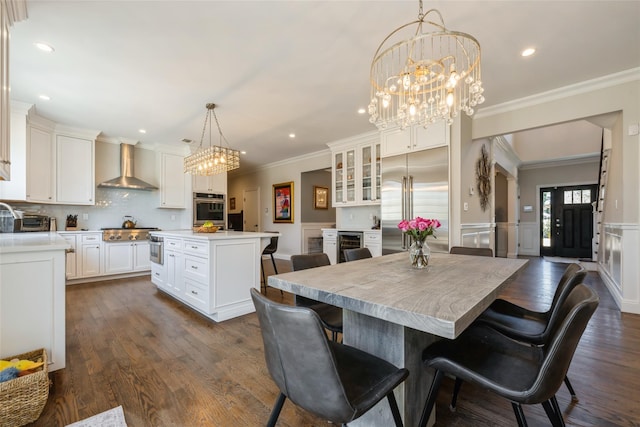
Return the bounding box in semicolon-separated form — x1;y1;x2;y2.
476;144;491;211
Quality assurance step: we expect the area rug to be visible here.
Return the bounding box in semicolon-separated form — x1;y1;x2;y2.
543;256;598;271
65;406;127;427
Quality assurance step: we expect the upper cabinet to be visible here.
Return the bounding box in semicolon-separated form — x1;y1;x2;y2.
328;131;381;207
56;134;95;204
0;106;97;205
192;173;227;194
380;121;448;158
158;152;187;209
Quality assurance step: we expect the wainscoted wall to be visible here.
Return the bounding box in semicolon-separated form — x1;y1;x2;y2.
519;222;539;256
458;223;493;250
599;223;640;313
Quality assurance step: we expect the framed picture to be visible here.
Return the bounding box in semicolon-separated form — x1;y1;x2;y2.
314;186;329;209
230;197;236;210
273;181;294;223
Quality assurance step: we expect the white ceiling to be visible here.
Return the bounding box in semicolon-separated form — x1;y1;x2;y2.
9;1;640;172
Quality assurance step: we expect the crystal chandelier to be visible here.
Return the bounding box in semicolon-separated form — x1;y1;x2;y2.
368;0;485;129
184;103;240;175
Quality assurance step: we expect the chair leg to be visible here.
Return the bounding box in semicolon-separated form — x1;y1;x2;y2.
267;393;287;427
268;254;283;296
564;375;578;402
542;397;565;427
511;402;528;427
418;370;444;427
260;257;267;294
449;377;463;411
551;396;566;427
387;391;404;427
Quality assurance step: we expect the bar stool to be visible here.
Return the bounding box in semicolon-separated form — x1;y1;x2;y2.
260;233;279;294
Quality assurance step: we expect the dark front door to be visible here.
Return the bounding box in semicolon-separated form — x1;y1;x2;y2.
540;185;596;259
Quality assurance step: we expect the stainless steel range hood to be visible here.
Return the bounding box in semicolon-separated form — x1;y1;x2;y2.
98;143;158;191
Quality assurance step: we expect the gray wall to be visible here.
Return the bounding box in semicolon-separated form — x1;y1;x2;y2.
300;169;335;223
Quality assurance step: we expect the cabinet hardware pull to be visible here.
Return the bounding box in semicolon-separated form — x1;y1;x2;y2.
191;266;198;269
191;290;198;295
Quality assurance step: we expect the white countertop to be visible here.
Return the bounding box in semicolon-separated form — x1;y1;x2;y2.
150;230;279;240
0;232;71;254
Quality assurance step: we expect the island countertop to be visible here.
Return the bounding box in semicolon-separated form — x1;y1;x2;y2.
149;230;279;240
0;232;71;254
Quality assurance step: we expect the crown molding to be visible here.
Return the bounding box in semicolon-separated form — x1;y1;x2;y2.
3;0;28;26
475;68;640;119
519;153;599;170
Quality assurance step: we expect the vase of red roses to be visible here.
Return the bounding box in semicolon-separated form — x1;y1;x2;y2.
398;217;441;269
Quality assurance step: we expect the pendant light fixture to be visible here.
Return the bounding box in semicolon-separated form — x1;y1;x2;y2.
184;103;240;175
368;0;485;129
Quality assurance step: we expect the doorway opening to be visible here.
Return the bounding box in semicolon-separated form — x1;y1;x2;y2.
540;184;596;259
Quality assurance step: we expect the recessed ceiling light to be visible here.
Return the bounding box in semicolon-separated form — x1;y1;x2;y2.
240;151;247;155
289;133;296;138
357;108;366;114
521;47;536;57
138;129;147;134
34;42;55;53
38;94;50;101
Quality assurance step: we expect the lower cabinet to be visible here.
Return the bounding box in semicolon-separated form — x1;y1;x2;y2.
322;229;338;264
80;236;103;278
61;234;78;279
152;234;261;322
364;231;382;257
104;241;151;275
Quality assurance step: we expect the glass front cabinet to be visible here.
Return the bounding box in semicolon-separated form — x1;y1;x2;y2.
329;132;380;207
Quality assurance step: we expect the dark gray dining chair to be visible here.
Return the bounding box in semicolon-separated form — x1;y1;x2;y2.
251;288;408;427
290;253;343;341
418;284;599;427
343;247;373;262
449;246;493;257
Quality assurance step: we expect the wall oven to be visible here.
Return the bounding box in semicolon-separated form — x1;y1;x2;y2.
337;231;363;263
193;192;225;228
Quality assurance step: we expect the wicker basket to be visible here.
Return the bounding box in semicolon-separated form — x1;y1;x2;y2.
0;348;49;427
193;226;218;233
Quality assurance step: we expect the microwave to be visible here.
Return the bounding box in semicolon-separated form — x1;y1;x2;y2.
193;192;225;227
20;214;50;232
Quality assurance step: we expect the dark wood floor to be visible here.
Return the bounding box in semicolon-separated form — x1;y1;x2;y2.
29;257;639;426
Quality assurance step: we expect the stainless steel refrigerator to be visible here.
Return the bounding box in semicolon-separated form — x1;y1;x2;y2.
381;146;449;254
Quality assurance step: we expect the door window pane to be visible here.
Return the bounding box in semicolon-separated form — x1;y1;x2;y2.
582;189;591;204
564;191;572;204
573;190;581;204
542;191;551;247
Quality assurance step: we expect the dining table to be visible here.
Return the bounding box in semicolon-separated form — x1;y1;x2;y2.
268;251;529;427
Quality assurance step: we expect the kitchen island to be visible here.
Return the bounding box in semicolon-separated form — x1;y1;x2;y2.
0;232;70;371
149;230;278;322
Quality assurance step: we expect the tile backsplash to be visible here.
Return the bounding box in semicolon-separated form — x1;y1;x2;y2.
10;188;190;231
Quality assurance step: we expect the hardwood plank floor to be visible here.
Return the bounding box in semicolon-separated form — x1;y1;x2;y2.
28;257;639;426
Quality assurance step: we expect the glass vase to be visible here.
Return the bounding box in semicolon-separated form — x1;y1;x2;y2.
409;239;430;269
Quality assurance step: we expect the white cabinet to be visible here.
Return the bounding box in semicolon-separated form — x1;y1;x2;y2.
328;132;381;207
27;125;55;202
192;173;227;194
0;3;9;181
133;241;151;271
104;241;150;275
364;231;382;257
380;121;448;157
104;242;134;275
80;233;103;277
322;229;338;265
151;262;166;287
159;152;186;208
56;134;94;205
61;234;78;279
164;240;184;295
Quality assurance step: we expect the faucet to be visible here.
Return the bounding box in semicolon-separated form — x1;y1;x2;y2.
0;202;19;219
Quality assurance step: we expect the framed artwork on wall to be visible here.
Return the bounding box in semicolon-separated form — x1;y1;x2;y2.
230;197;236;210
314;186;328;209
273;181;294;223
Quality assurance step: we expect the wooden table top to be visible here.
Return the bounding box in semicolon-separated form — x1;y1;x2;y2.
268;252;528;339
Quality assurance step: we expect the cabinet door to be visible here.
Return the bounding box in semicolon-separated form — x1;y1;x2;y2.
62;235;78;279
27;126;54;202
133;242;151;271
104;242;134;274
360;143;380;204
160;153;186;208
332;149;356;206
322;230;338;265
193;174;227;193
165;250;183;294
56;135;94;205
380;127;411;157
413;121;448;151
0;11;9;181
151;262;166;287
81;244;102;277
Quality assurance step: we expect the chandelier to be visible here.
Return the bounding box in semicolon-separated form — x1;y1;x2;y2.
368;0;484;129
184;103;240;175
